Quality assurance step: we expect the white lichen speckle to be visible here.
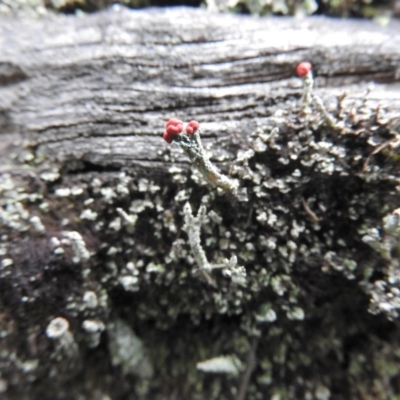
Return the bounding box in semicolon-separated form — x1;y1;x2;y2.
29;215;45;234
82;319;105;348
55;188;71;197
62;231;91;263
82;291;98;309
46;317;69;340
196;355;243;376
80;209;98;221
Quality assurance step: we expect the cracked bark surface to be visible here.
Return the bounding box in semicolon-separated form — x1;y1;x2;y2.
0;6;400;400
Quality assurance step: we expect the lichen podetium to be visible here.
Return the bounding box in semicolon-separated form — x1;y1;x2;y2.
162;118;239;194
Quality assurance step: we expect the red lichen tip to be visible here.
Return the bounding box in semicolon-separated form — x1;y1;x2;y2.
186;120;200;135
165;118;183;129
166;124;183;135
296;62;312;78
165;118;183;135
163;130;174;144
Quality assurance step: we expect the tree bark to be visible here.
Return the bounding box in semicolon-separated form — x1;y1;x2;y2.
0;6;400;400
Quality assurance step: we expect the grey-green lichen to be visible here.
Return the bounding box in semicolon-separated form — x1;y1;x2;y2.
361;208;400;319
175;129;239;194
46;317;79;361
182;202;246;286
206;0;395;19
107;318;153;379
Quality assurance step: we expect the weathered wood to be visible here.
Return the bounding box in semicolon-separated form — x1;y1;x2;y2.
0;7;399;170
0;6;400;400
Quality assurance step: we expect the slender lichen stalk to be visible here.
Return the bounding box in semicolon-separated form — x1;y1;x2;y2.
182;203;246;286
296;61;313;112
176;130;238;191
163;119;239;193
296;61;342;129
183;203;210;271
